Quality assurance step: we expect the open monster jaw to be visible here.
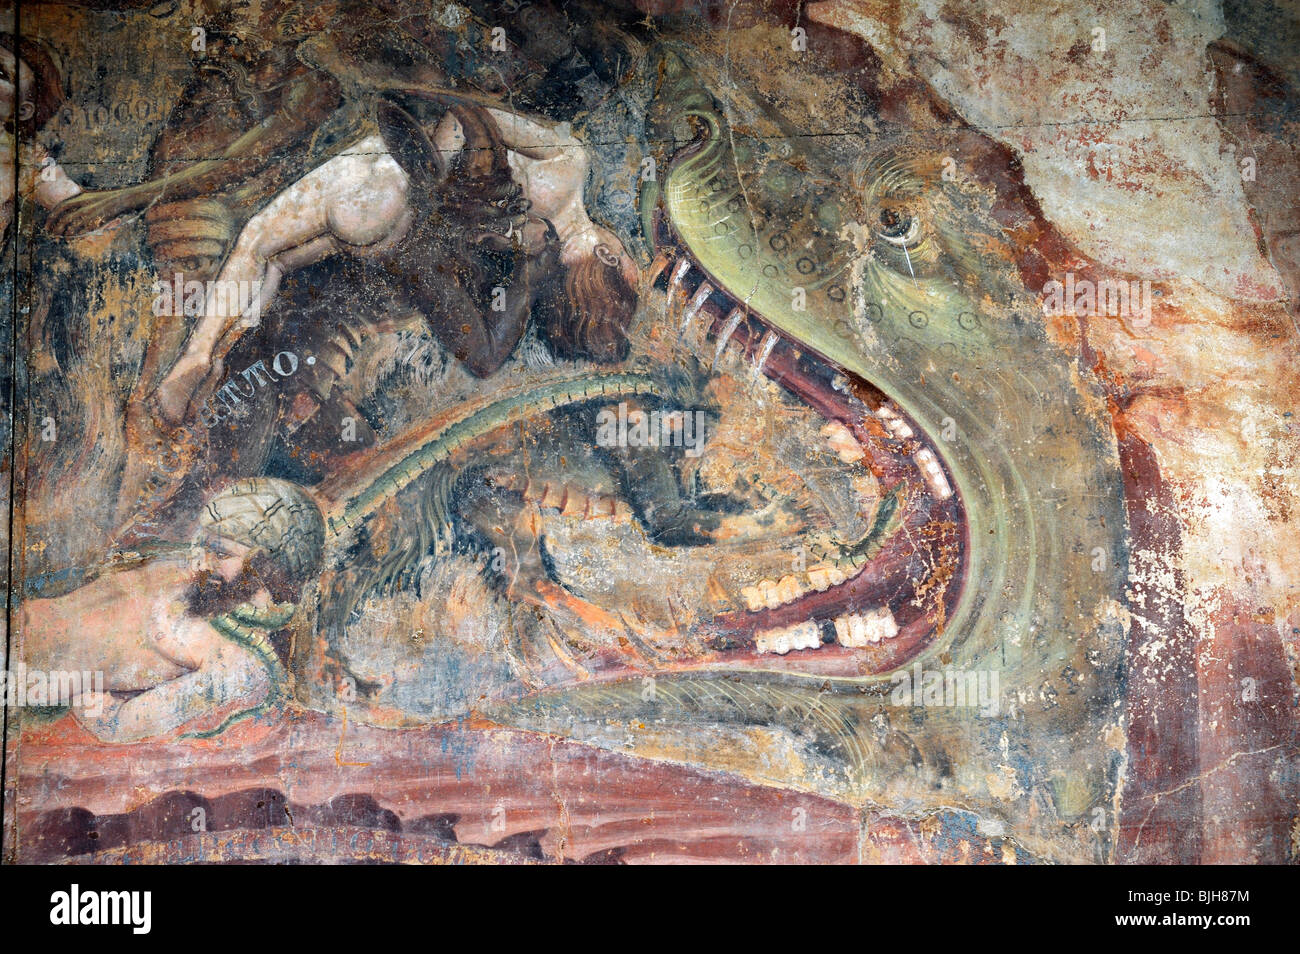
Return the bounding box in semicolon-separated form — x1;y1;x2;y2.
521;229;969;680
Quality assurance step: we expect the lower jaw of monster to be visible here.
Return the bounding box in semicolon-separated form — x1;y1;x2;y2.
522;239;970;682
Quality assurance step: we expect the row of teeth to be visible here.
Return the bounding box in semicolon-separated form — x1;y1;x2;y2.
833;607;900;646
753;620;821;655
738;553;870;612
753;608;900;654
489;474;637;521
877;404;954;501
673;271;953;507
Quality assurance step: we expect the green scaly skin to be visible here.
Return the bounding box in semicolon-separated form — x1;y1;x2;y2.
330;370;666;535
182;602;295;740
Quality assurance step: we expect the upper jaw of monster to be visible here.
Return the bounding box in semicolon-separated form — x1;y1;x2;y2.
501;219;971;682
488;83;981;681
623;229;969;678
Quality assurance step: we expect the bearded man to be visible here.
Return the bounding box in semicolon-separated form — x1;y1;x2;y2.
18;478;325;742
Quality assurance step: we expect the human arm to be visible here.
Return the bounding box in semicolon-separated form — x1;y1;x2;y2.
74;638;271;743
481;107;582;161
154;143;408;423
2;137;82;242
47;69;341;237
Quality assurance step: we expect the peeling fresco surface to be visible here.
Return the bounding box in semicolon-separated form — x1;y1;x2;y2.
1;0;1297;865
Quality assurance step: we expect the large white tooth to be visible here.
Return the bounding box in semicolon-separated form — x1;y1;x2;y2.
849;614;869;644
741;585;764;612
878;404;915;439
914;448;954;500
821;421;865;463
682;282;713;332
826;565;847;587
833;615;854;646
775;575;803;604
752;330;779;378
869;607;899;641
788;621;821;650
928;469;952;499
667;258;691;298
807;566;833;591
834;613;869;648
834;608;899;647
760;579;783;609
712;308;746;370
754;627;790;655
755;622;821;654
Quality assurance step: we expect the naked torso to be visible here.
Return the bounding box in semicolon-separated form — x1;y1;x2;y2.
21;561;217;690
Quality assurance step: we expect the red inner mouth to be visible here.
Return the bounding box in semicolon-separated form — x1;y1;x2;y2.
627;237;970;678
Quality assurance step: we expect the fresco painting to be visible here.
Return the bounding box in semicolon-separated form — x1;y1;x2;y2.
1;0;1297;864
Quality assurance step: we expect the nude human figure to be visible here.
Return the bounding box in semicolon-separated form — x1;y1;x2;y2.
19;478;324;742
21;544;269;741
154;98;639;424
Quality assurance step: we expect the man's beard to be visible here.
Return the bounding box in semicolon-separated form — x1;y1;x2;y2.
184;568;257;617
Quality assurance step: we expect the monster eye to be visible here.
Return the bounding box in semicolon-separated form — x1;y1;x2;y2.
877;207;920;247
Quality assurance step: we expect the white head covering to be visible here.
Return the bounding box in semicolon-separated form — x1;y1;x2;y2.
196;478;325;582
